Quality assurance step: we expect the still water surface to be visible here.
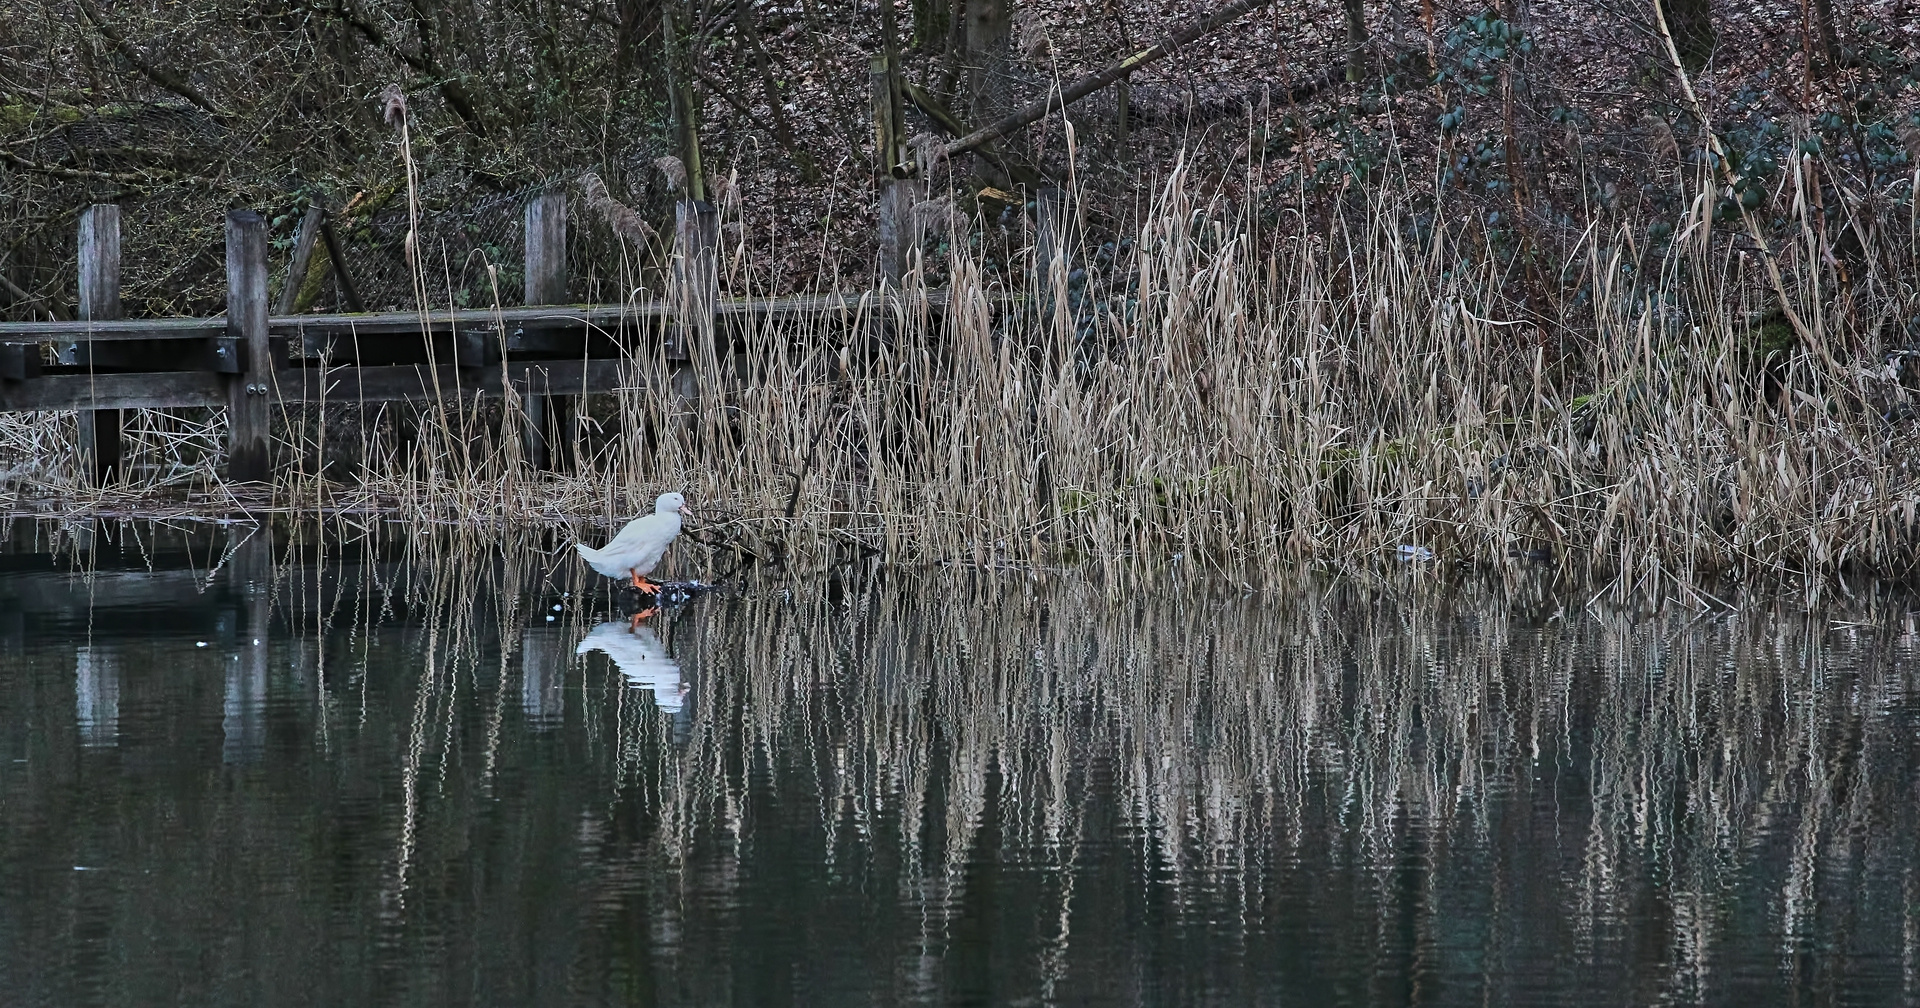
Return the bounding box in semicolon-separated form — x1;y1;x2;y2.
1;524;1917;1006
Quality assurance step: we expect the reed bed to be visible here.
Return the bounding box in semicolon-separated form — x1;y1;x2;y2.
4;159;1917;584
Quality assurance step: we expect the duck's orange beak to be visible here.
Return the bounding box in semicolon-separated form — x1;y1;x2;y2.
678;505;695;520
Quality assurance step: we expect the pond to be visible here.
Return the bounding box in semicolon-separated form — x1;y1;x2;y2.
1;522;1916;1006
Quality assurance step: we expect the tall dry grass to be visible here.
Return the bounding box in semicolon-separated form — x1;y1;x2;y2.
3;154;1916;583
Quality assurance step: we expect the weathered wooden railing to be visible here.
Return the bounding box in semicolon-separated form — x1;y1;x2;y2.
0;194;908;484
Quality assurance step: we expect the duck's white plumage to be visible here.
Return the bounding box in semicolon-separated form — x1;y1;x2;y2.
576;492;691;582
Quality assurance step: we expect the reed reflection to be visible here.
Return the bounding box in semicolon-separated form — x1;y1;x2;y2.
4;523;1916;1006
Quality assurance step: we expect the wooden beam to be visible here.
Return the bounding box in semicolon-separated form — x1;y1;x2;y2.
674;200;719;319
0;371;224;411
78;205;121;322
874;50;924;287
0;360;634;411
877;179;925;286
871;55;910;179
77;204;123;484
0;294;897;342
274;359;634;404
670;199;719;421
0;317;222;341
0;344;40;381
225;210;271;482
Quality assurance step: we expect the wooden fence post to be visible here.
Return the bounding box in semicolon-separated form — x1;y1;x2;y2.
522;189;568;470
224;210;271;482
76;204;122;484
670;199;718;427
673;199;718;318
871;54;924;286
877;180;925;286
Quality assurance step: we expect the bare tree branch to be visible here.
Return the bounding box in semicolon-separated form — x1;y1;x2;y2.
320;0;491;136
939;0;1279;160
73;0;225;116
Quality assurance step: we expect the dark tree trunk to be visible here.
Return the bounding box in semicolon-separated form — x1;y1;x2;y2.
1666;0;1716;71
1811;0;1840;75
965;0;1011;123
1343;0;1367;81
912;0;951;53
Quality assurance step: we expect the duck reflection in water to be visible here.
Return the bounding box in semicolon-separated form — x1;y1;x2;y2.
576;621;687;716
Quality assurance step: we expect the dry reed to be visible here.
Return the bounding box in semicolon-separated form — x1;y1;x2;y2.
3;154;1916;585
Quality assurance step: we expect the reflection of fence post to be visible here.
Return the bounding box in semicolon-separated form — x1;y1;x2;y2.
224;210;272;482
523;190;567;470
76;204;122;485
75;646;120;747
223;529;271;764
520;629;565;729
671;199;718;420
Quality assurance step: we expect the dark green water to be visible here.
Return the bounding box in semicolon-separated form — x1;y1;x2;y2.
1;523;1917;1006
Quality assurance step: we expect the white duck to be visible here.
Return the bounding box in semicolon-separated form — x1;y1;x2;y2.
575;492;693;593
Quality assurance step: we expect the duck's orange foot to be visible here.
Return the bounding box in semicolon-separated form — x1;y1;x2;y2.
629;608;657;629
628;570;660;594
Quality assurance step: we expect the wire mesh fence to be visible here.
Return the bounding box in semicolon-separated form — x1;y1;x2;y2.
285;173;659;314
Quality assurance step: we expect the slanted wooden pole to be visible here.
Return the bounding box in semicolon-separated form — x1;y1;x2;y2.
522;189;568;470
76;204;123;484
941;0;1278;161
662;8;708;205
317;217;364;312
224;210;272;482
277;204;325;316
